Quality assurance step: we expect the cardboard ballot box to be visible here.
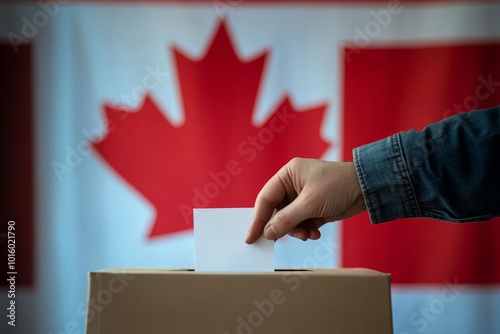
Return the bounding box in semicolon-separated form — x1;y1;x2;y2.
85;268;393;334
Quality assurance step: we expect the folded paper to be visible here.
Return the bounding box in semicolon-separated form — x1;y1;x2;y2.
194;208;274;272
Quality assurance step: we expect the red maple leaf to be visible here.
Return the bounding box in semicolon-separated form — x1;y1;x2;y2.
92;21;330;239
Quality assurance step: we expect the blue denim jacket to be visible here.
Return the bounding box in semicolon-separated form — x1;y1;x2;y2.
353;106;500;224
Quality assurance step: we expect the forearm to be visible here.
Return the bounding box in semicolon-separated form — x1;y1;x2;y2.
353;106;500;224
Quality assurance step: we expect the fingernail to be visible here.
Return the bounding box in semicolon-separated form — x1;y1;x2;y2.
289;232;305;241
264;224;278;239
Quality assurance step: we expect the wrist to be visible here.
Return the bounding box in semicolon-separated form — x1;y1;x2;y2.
349;161;367;213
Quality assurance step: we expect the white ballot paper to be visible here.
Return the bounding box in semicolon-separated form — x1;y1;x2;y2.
194;208;274;272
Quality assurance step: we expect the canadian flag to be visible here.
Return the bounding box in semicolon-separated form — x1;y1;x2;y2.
1;1;500;334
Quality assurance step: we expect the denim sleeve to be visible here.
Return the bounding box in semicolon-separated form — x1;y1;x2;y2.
353;106;500;224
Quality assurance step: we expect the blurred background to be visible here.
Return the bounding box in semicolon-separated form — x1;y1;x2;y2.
1;0;500;333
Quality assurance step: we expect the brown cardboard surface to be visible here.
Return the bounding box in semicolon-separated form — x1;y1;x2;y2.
85;268;393;334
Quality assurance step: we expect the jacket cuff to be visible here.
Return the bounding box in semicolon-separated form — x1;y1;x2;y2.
353;134;421;224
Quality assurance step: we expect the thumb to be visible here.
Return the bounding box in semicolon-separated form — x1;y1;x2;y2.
263;195;311;240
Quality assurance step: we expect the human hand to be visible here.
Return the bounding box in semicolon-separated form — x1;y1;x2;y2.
245;158;367;243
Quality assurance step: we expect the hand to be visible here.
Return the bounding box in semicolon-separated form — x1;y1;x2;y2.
246;158;367;243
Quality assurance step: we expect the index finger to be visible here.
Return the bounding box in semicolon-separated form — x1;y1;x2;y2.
245;173;287;244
